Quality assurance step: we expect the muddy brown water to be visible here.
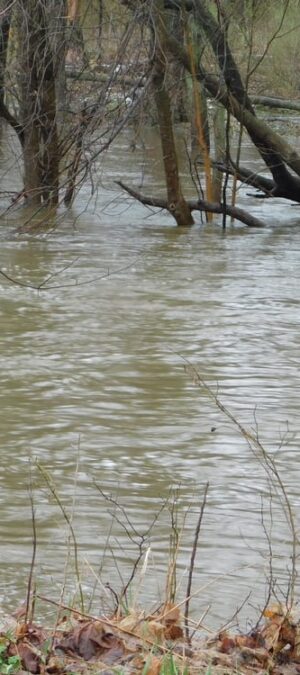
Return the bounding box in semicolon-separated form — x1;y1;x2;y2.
1;124;300;628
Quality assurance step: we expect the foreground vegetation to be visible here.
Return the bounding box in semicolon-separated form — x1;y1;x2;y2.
1;594;300;674
2;371;299;674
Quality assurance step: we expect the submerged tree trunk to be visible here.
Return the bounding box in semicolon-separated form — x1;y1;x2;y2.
0;1;24;144
212;104;225;203
163;1;300;204
0;1;11;110
66;0;88;66
152;1;194;226
19;0;59;206
53;0;68;131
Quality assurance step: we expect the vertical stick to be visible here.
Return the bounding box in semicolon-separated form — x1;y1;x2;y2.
184;482;209;643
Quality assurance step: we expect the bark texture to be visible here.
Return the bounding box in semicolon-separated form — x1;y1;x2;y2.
152;0;194;226
19;0;59;205
163;3;300;204
117;180;265;228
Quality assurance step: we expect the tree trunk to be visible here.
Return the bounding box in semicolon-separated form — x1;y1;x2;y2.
66;0;88;66
152;1;194;226
0;1;24;145
0;1;11;110
19;0;59;206
185;16;210;162
212;104;225;202
53;0;68;132
164;11;300;203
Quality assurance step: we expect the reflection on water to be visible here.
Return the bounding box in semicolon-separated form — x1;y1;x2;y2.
0;127;300;626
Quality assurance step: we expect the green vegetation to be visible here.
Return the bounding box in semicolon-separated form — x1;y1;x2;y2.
0;644;21;675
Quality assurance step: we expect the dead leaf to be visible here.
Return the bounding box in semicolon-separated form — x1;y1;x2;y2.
219;632;236;654
99;642;126;665
45;656;66;673
15;623;29;640
264;604;286;619
162;603;180;626
145;620;165;642
15;622;46;646
143;655;161;675
17;642;41;674
281;620;297;651
118;611;141;633
58;619;120;660
236;633;265;650
273;665;300;674
238;645;271;668
164;624;183;640
262;620;282;651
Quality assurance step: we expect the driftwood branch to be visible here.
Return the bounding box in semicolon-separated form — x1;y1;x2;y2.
251;96;300;112
65;67;144;89
211;161;275;196
117;181;266;228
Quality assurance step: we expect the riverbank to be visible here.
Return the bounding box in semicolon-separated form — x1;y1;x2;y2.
1;595;299;674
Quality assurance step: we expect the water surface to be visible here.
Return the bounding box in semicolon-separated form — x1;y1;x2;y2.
0;125;300;628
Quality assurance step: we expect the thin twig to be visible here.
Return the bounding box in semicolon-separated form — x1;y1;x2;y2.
25;477;37;625
178;354;298;608
36;462;84;613
184;483;209;643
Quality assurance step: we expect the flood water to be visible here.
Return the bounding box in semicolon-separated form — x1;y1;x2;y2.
1;124;300;629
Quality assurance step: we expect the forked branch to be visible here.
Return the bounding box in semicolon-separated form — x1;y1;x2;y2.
117;180;266;227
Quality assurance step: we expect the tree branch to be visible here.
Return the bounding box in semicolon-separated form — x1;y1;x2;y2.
163;22;300;201
212;161;275;196
251;96;300;113
117;180;266;228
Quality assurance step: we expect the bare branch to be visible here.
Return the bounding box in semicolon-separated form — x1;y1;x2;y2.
117;180;266;227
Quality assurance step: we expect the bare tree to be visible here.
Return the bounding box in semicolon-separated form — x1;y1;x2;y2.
151;0;194;226
18;0;62;206
0;0;299;228
119;0;300;225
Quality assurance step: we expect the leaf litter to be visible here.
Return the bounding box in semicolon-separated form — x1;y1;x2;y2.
2;601;300;674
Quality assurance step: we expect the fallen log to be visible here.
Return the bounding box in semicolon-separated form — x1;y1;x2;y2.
251;95;300;113
65;67;144;88
117;181;265;228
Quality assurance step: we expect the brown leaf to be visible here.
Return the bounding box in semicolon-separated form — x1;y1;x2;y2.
238;645;271;667
281;620;297;650
219;633;236;654
262;621;282;651
58;619;121;661
15;622;29;640
247;629;266;649
99;642;125;666
118;611;140;633
264;604;286;620
145;620;165;642
143;655;161;675
164;624;184;641
45;656;66;673
17;642;40;674
162;603;180;626
27;624;47;646
273;665;300;674
15;622;46;646
235;634;264;650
